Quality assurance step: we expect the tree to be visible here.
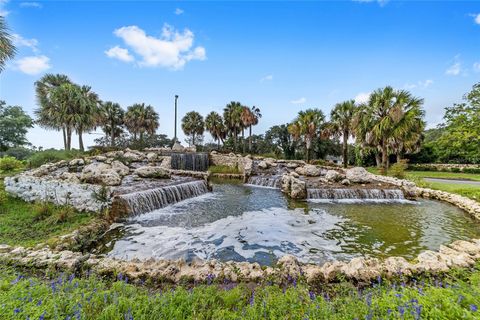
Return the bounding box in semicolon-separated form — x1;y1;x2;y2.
265;124;296;159
0;101;33;151
0;16;16;72
100;102;124;147
288;109;325;162
241;106;262;153
48;82;79;150
435;83;480;163
354;86;425;170
181;111;205;146
74;85;101;151
327;100;357;168
223;101;243;152
35;74;72;150
124;103;159;144
205;111;226;149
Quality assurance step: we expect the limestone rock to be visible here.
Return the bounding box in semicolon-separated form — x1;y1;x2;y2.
111;160;130;176
341;179;350;186
346;167;371;183
286;162;299;169
81;162;122;186
69;158;85;167
172;142;185;151
342;257;381;282
123;150;144;162
296;164;322;177
325;170;343;182
277;255;302;278
382;256;413;276
134;166;171;179
258;161;269;170
60;172;80;183
146;152;158;162
290;177;307;199
95;155;107;162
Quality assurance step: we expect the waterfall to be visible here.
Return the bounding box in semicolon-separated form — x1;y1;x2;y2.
247;175;281;189
307;188;405;201
119;180;209;215
170;153;209;172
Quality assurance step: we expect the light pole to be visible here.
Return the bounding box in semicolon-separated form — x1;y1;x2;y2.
174;95;179;144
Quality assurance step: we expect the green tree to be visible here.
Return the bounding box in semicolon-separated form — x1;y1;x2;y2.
205;111;226;149
124;103;159;144
74;85;101;151
100;102;124;147
288;109;325;162
241;106;262;153
265;124;296;159
327;100;357;168
0;16;16;72
181;111;205;146
49;82;80;150
0;101;33;151
436;83;480;163
223;101;243;152
34;74;72;150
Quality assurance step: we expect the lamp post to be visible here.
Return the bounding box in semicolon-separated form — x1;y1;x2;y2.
174;95;179;143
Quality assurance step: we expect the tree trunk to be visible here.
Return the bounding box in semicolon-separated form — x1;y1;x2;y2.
78;128;84;152
381;141;388;171
375;153;381;168
110;121;115;147
217;139;220;150
242;128;245;154
62;127;67;150
249;125;252;153
306;147;310;162
233;131;237;152
396;153;402;163
192;133;196;146
342;131;348;168
66;127;72;151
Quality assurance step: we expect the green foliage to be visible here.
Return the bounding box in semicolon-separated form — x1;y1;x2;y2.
182;111;205;146
0;156;24;172
390;160;408;179
208;165;241;174
0;101;33;151
27;149;84;168
0;147;34;160
32;201;56;222
1;264;480;319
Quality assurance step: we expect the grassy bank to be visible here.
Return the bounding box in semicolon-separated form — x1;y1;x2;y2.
0;178;96;247
368;169;480;201
0;263;479;319
209;165;241;174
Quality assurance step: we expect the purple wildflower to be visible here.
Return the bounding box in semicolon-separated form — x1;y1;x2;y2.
249;290;255;306
471;304;478;312
36;299;42;306
398;306;405;317
309;291;315;300
13;308;20;314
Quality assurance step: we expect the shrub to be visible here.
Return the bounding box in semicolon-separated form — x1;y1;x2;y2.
390;160;408;179
463;168;480;174
32;201;55;221
49;206;75;224
0;190;7;207
27;149;84;168
0;147;34;160
450;167;461;173
0;156;24;172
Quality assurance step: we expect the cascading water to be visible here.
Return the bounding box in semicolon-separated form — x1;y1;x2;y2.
119;180;209;215
170;153;209;171
307;188;405;201
247;175;281;189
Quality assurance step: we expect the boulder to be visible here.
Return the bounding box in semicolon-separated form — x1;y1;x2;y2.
111;160;130;176
95;155;107;162
81;162;122;186
325;170;343;182
60;172;80;183
185;146;197;152
172;142;185;151
146;152;158;162
265;158;277;167
286;162;299;169
341;179;350;186
258;161;269;170
69;158;85;167
296;164;322;177
345;167;371;183
123;151;144;162
134;166;171;179
290;177;307;199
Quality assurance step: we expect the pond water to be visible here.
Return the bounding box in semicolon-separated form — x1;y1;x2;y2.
104;181;480;265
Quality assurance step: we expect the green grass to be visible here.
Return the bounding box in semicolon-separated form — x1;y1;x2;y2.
209;165;241;174
0;179;96;247
0;263;480;319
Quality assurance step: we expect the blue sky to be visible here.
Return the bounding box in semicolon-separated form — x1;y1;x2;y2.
1;0;479;149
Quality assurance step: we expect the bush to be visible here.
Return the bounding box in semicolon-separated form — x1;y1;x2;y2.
32;201;55;221
0;147;34;160
463;168;480;174
450;167;461;173
0;190;7;207
0;156;24;172
390;160;408;179
27;149;84;168
408;164;437;172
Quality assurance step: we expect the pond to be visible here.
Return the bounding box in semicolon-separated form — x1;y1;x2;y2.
103;181;480;265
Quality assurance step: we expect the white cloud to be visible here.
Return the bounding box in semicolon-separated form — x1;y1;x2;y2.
260;74;273;82
354;92;370;104
20;2;42;8
474;62;480;73
0;0;10;16
353;0;389;6
175;8;184;15
470;13;480;25
12;33;39;52
105;46;134;62
403;79;434;90
445;59;461;76
290;97;306;105
111;24;206;70
15;55;51;75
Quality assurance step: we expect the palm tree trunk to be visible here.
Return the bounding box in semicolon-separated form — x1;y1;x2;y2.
217;139;220;150
62;127;67;150
249;125;252;153
375;153;381;168
110;121;115;147
78;128;84;152
381;141;388;171
242;128;245;154
66;127;72;151
192;133;196;146
342;131;348;168
306;147;310;162
233;131;237;152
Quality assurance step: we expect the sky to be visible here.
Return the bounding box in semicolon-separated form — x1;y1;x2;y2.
1;0;480;149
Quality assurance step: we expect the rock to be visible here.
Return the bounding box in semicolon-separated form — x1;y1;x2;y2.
60;172;80;183
342;258;381;282
277;255;302;278
286;162;299;169
95;156;107;162
258;161;269;170
290;177;307;199
345;167;371;183
69;158;85;167
296;164;322;177
172;142;185;151
111;160;130;176
382;257;413;276
210;150;218;155
185;146;197;152
134;166;171;179
0;244;12;253
146;152;158;162
325;170;343;182
321;261;346;282
416;250;449;272
341;179;350;186
81;162;122;186
123;151;144;162
265;158;277;167
290;171;300;178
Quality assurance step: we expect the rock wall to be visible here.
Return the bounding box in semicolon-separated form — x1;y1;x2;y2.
409;163;480;172
4;175;109;212
209;152;253;177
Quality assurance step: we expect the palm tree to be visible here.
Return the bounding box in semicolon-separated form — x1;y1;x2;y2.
327;100;357;168
100;101;124;147
205;111;226;149
49;83;79;150
74;85;101;151
288;108;325;162
354;86;425;170
248;106;262;152
124;103;159;144
181;111;205;146
0;16;16;72
240;106;253;153
223;101;243;152
35;74;72;150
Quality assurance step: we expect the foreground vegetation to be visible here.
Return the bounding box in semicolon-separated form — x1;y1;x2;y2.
0;179;95;247
0;263;480;319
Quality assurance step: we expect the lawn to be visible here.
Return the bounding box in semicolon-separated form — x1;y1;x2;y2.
0;263;479;319
0;178;96;248
367;168;480;201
